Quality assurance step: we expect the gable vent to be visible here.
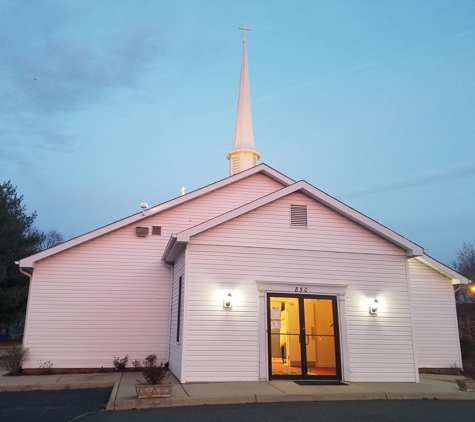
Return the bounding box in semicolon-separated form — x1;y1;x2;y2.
136;226;149;237
290;205;308;228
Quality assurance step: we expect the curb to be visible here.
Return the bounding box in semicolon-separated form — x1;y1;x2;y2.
111;391;475;410
106;380;121;410
0;381;116;393
114;395;260;410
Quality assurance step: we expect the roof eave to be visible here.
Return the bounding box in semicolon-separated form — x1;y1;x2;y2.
415;255;469;285
171;181;425;258
295;184;425;257
17;164;293;267
162;235;187;264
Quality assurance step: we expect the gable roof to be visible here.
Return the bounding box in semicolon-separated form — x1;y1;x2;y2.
162;179;426;263
18;164;294;270
163;180;469;285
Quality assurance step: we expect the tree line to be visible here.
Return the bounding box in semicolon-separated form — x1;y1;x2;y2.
0;181;64;325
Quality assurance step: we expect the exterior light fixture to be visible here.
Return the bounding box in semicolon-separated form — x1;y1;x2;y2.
369;298;379;314
223;291;233;308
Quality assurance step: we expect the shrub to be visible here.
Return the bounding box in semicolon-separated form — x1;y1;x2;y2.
38;360;54;375
112;354;129;371
136;354;170;385
0;347;30;375
132;359;141;371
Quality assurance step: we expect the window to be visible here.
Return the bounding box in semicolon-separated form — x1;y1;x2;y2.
176;276;183;342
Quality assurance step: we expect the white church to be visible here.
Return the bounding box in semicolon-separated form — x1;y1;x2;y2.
18;30;468;383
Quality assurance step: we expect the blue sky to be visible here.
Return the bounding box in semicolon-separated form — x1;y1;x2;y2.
1;0;474;264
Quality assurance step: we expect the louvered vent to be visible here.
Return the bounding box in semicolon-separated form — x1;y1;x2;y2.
231;156;240;174
290;205;308;228
136;226;149;237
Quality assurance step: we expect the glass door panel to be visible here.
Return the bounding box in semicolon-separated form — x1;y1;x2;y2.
269;297;302;377
303;298;337;377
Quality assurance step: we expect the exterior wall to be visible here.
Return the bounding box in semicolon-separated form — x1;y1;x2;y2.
23;173;284;369
168;251;185;379
409;258;462;369
191;192;401;255
183;193;417;382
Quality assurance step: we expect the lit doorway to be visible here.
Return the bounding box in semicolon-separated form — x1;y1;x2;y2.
268;294;341;380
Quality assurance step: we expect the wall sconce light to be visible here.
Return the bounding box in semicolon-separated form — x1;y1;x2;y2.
223;291;233;308
369;298;379;314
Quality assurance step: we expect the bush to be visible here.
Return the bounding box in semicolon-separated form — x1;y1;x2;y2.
112;354;129;371
0;347;30;375
38;360;54;375
136;354;169;385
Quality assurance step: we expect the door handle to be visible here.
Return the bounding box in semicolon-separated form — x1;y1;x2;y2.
306;335;310;345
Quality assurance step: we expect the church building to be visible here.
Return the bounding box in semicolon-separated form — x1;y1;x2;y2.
18;30;468;383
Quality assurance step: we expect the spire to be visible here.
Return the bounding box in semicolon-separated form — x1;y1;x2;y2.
227;23;261;176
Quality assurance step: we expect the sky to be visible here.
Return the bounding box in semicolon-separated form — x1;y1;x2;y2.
1;0;474;265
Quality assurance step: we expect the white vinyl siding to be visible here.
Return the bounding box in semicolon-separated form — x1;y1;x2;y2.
23;173;284;369
409;258;462;369
183;193;416;383
192;192;404;256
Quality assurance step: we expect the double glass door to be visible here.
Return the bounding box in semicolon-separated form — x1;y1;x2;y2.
268;294;341;380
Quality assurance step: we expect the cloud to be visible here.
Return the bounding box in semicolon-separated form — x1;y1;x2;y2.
0;0;165;161
340;164;475;199
1;4;163;114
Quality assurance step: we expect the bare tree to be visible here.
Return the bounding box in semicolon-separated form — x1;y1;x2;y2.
451;242;475;282
39;229;64;250
450;242;475;362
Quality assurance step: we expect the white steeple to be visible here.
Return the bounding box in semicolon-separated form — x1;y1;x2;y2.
227;23;261;176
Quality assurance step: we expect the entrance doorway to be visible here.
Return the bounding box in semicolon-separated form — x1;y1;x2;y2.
268;294;341;380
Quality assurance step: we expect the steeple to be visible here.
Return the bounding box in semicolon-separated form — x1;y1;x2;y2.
227;23;261;176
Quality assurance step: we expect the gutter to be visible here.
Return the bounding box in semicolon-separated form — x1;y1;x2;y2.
161;235;178;264
15;261;33;278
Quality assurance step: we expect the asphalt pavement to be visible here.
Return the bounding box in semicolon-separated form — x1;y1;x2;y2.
2;396;474;422
0;387;112;422
85;401;475;422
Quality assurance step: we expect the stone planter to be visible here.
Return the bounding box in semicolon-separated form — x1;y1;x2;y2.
136;383;173;398
456;378;475;392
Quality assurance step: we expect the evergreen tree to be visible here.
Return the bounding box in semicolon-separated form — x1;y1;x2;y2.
0;181;44;324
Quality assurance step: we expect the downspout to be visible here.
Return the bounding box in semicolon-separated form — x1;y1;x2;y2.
15;262;33;351
16;262;32;280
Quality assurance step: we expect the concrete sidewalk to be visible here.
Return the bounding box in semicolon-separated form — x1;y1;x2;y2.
1;369;474;411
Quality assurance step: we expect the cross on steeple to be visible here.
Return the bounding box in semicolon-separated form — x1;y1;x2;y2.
238;22;251;43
